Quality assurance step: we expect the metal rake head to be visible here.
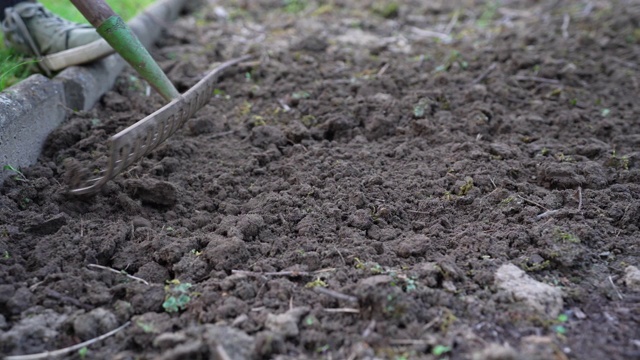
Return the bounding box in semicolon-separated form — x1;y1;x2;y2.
68;55;251;195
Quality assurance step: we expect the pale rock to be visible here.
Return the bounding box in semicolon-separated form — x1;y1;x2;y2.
495;263;563;317
623;266;640;291
265;307;309;338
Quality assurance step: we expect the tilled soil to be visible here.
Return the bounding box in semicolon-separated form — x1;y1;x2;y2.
1;0;640;359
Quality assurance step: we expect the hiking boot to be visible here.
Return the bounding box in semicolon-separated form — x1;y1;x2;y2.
1;1;100;58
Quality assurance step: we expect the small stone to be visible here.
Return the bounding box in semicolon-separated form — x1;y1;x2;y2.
134;261;170;284
153;332;188;350
129;284;165;314
73;308;119;341
132;216;152;229
348;209;373;230
412;262;441;287
126;179;178;207
472;343;517;360
253;331;285;358
250;125;287;149
6;287;33;315
27;213;67;235
265;307;310;338
237;214;265;241
623;266;640;291
519;335;567;360
113;300;134;323
359;275;393;288
396;234;430;258
495;263;563;317
0;310;66;355
203;235;249;272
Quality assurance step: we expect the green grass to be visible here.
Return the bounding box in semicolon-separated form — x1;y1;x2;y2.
0;0;154;90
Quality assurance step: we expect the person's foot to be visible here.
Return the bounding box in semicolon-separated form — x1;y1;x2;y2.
1;1;101;58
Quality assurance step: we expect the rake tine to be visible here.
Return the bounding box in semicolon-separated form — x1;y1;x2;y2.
68;55;253;195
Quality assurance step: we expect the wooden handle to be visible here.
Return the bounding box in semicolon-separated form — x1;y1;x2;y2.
70;0;116;28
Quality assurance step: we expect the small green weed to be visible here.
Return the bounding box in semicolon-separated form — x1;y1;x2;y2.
435;50;468;72
372;2;399;18
136;321;156;333
292;90;311;100
432;344;452;357
555;153;574;162
477;2;498;28
78;347;89;359
554;229;580;243
303;314;317;326
458;177;474;195
305;277;328;288
523;259;551;272
500;196;515;206
0;54;35;89
163;280;193;313
283;0;307;13
354;257;384;274
413;98;434;118
553;313;569;335
3;164;27;182
607;150;630;170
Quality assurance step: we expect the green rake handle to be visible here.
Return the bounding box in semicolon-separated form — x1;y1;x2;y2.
70;0;180;101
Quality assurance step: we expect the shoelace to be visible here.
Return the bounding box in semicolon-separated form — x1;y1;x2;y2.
2;3;93;75
3;5;49;74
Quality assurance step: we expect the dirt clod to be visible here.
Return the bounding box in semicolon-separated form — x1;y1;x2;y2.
2;1;639;359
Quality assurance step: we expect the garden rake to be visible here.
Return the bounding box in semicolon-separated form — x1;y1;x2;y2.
67;0;251;195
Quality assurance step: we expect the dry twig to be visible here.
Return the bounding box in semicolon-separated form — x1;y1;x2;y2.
578;186;583;211
214;344;232;360
407;210;430;215
411;27;452;43
210;130;236;140
609;276;624;300
314;287;359;304
472;63;497;84
607;56;638;69
444;11;459;34
46;289;92;311
362;320;376;338
323;308;360;314
517;195;549;211
87;264;150;285
390;339;431;345
536;209;559;220
5;321;130;360
232;268;336;278
513;75;560;84
377;63;390;77
561;14;570;39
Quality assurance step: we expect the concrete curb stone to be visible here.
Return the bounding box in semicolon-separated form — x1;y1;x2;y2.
0;0;187;185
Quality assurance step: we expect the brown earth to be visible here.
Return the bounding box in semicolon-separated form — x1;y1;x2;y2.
1;0;640;359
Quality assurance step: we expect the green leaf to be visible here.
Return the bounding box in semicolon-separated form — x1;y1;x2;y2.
162;297;179;313
555;325;567;334
432;345;451;356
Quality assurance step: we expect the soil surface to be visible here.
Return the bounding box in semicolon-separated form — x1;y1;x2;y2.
2;0;640;359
